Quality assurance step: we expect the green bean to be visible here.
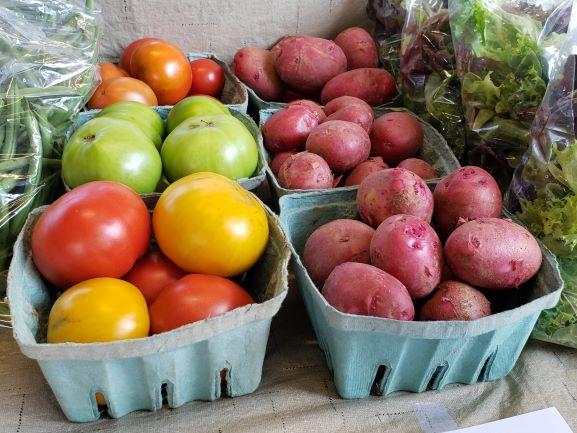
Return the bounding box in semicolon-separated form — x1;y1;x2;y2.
2;86;18;159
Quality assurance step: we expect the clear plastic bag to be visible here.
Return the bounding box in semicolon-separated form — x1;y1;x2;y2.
367;0;407;83
0;0;100;277
449;0;572;189
400;0;467;160
507;11;577;348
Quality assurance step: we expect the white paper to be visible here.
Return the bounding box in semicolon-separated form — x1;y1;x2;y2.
445;408;573;433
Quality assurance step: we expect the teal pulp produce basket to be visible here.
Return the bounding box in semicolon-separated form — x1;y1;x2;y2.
278;188;563;399
69;106;267;193
7;198;290;422
259;107;460;200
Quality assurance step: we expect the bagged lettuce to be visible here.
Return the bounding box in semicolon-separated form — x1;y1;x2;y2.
449;0;572;189
507;15;577;347
401;0;467;160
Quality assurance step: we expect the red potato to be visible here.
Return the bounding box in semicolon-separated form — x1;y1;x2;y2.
289;99;326;123
270;35;298;62
324;105;374;133
398;158;437;180
357;168;434;228
262;105;319;153
303;219;375;286
420;281;492;321
278;151;334;190
233;47;285;101
344;157;389;186
324;96;372;116
445;218;543;290
321;68;397;106
371;112;424;165
275;36;347;95
334;27;379;70
322;262;415;320
305;120;371;172
433;166;503;237
270;151;297;176
370;214;443;299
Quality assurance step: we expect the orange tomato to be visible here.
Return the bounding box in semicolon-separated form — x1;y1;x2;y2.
88;77;158;109
119;37;163;72
97;62;128;82
130;40;192;105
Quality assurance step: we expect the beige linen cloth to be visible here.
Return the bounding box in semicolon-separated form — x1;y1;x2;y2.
0;283;576;433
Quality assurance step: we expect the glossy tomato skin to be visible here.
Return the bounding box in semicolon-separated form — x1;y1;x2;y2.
119;37;163;72
130;40;192;105
149;274;253;334
98;62;129;82
188;58;225;98
32;182;151;289
124;248;186;305
47;278;150;343
88;77;158;109
153;173;269;277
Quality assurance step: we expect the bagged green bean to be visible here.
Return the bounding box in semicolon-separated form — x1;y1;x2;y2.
400;0;467;160
367;0;407;84
507;13;577;348
0;1;101;273
449;0;572;189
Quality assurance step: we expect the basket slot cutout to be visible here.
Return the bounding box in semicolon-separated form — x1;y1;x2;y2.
427;362;449;390
220;368;230;397
371;364;391;396
478;350;498;381
161;381;174;407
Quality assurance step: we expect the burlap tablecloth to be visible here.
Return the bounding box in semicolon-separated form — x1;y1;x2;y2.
1;281;576;433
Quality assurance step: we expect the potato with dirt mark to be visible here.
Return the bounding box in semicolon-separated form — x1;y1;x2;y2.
444;218;542;290
370;214;443;299
322;262;415;320
278;151;333;190
420;281;492;321
289;99;326;122
357;168;434;228
303;219;375;286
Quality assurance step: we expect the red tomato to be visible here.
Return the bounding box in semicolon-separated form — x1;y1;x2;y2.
149;274;254;334
87;77;158;109
188;59;225;98
119;37;163;72
130;40;192;105
123;248;186;305
31;182;151;289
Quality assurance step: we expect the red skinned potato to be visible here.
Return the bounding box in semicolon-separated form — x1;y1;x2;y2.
445;218;542;290
370;214;443;299
433;166;503;237
324;96;372;115
324;105;374;133
289;99;326;122
357;168;434;228
270;151;297;176
275;36;347;95
334;27;378;70
303;219;375;286
306;120;370;172
322;262;415;320
233;47;284;101
278;151;333;190
262;105;319;152
371;112;424;165
398;158;437;180
344;157;389;186
420;281;492;321
321;68;397;106
270;35;298;62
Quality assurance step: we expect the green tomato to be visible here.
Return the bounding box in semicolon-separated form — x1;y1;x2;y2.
166;95;230;133
63;118;162;194
161;114;258;182
95;101;165;150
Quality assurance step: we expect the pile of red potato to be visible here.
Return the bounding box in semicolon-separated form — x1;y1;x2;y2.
303;166;543;321
262;97;436;189
233;28;396;106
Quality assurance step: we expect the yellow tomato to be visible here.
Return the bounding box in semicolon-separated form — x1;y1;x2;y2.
153;172;269;277
47;278;150;344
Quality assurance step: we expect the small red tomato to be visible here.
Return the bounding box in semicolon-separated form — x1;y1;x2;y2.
124;248;186;305
149;274;254;334
119;37;163;72
188;58;225;98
